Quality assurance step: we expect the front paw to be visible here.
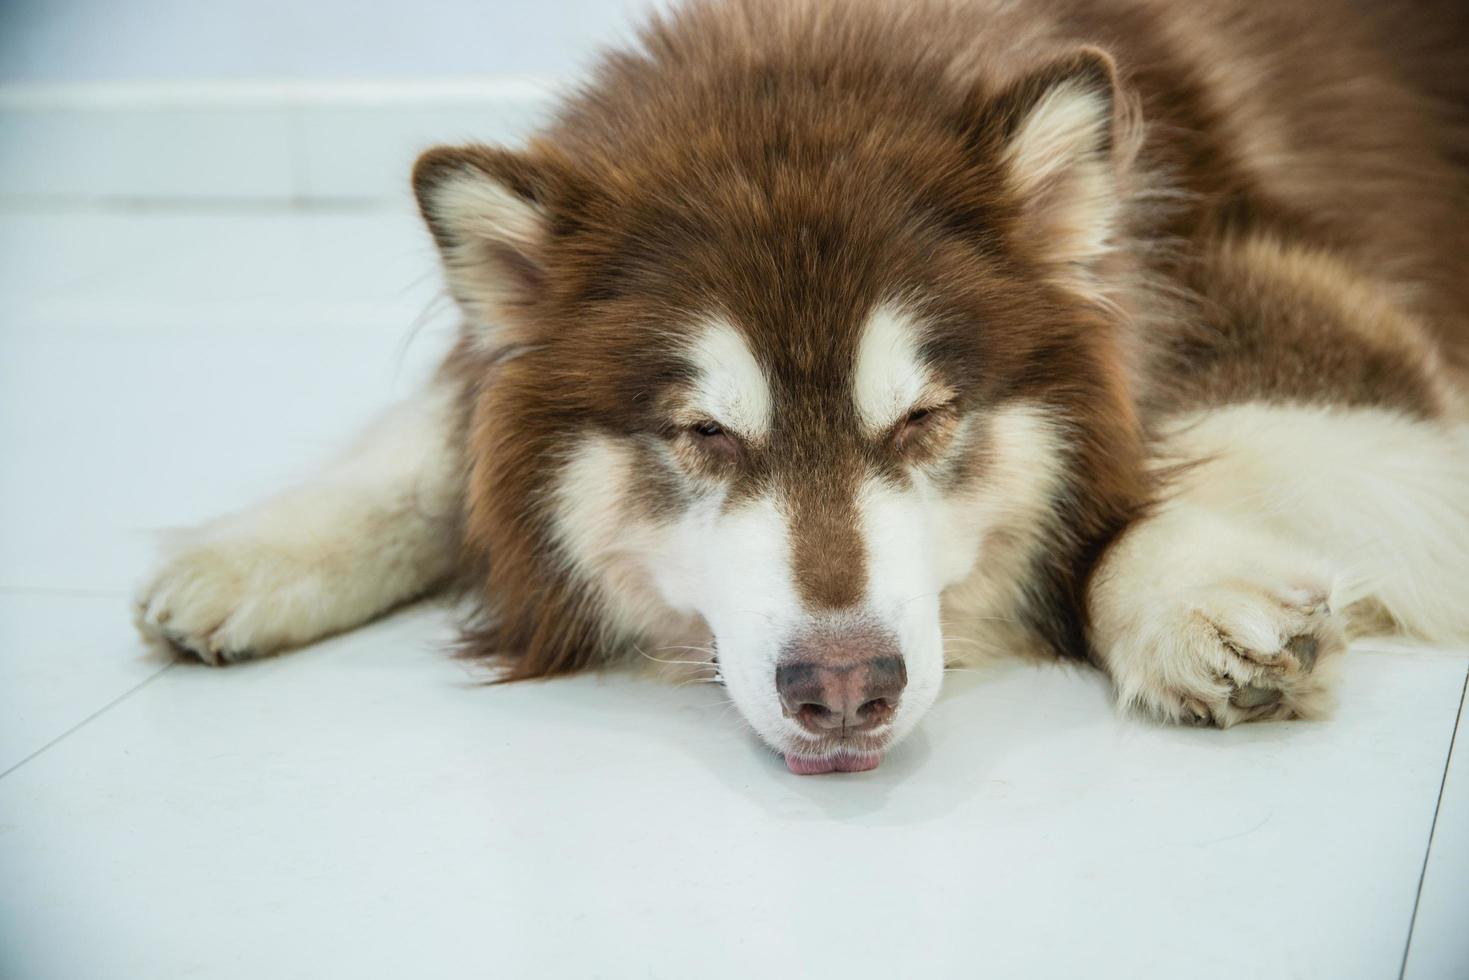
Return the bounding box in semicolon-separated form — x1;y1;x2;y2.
134;529;306;665
1098;580;1344;727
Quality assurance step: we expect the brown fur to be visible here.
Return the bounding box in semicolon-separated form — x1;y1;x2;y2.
413;0;1469;679
1149;229;1454;419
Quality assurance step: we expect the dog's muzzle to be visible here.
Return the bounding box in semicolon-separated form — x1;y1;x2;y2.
775;623;907;774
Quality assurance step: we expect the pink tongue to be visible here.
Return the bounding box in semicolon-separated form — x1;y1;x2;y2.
785;752;883;775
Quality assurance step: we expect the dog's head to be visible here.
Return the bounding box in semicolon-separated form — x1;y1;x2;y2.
413;38;1148;772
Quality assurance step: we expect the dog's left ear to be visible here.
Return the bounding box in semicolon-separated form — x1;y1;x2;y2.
982;48;1134;272
413;144;573;344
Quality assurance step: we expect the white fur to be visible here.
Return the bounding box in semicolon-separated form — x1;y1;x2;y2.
605;399;1070;758
549;435;637;580
545;432;807;728
648;489;805;747
134;382;462;663
645;473;953;756
840;404;1072;741
1005;82;1111;196
1089;500;1344;726
1161;405;1469;641
1090;404;1469;724
852;304;933;434
853;476;948;744
685;318;773;441
1003;79;1119;269
939;404;1071;663
547;434;703;648
423;169;545;344
431;171;543;252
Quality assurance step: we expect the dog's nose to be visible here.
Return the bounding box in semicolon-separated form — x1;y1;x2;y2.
776;654;907;734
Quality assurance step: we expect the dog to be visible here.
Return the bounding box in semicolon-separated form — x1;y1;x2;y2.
135;0;1469;775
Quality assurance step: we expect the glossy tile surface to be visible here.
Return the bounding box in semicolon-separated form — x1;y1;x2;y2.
1404;672;1469;980
0;593;169;774
1;208;1466;979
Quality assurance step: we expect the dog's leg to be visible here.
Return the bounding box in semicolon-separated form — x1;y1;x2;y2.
1088;498;1346;726
134;380;462;664
1088;404;1469;726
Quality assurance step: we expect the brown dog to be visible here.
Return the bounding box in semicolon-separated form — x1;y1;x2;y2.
137;0;1469;774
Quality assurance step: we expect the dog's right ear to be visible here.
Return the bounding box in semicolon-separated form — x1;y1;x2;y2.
413;145;565;343
961;48;1135;276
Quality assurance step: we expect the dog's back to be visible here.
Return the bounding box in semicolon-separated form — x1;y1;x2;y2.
557;0;1469;380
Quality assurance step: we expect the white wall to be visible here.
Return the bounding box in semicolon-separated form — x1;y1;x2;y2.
0;0;649;83
0;0;668;204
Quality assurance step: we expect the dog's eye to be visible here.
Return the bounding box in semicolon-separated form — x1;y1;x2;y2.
895;405;946;453
686;420;739;460
899;407;933;440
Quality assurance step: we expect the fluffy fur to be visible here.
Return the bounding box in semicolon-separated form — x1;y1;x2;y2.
136;0;1469;771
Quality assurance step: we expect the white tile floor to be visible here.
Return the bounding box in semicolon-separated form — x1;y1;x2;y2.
1;206;1465;980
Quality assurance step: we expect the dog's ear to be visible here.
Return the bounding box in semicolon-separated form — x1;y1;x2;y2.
984;48;1133;272
413;144;569;343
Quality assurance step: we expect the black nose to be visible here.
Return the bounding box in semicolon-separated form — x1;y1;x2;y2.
776;655;907;734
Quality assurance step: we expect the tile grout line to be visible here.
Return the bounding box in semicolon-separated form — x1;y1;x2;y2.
1397;661;1469;980
0;662;177;781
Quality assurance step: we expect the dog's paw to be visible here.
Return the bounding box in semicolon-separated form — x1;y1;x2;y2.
134;529;316;665
1100;579;1344;727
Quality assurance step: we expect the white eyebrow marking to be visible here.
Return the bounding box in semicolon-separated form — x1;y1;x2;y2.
852;303;933;433
686;317;773;439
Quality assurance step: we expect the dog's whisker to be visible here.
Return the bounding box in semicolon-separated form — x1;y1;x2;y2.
896;590;942;610
633;645;718;669
653;644;718;657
